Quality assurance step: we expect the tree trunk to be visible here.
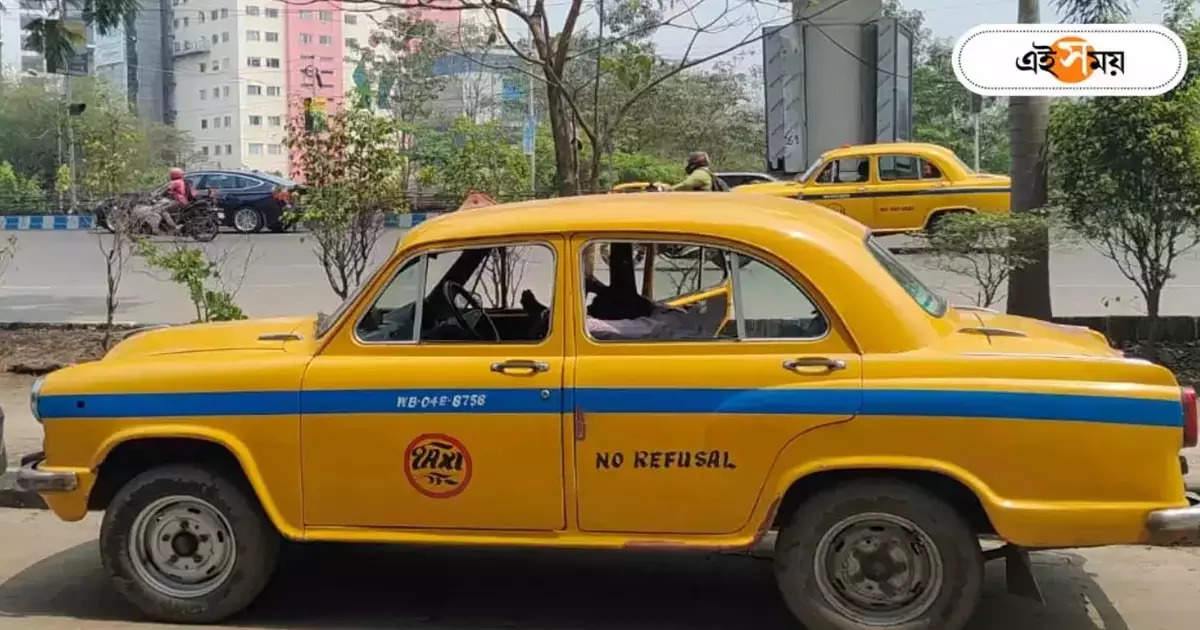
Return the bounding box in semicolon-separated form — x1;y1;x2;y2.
545;84;579;196
1004;0;1052;319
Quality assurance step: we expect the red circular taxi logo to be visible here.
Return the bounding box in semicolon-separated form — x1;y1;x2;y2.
404;434;473;499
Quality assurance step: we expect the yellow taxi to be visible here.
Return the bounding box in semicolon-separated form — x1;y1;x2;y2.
733;142;1010;232
14;194;1199;629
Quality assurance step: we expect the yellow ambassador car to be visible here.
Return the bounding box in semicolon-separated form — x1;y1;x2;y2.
734;142;1010;232
14;194;1200;629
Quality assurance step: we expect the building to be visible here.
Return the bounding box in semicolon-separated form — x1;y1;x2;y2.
91;4;173;123
0;0;56;76
170;0;480;175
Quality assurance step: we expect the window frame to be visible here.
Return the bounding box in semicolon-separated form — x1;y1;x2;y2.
876;154;922;182
812;156;871;186
353;240;559;347
578;237;830;344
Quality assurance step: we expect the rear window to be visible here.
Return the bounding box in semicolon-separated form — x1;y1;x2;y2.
866;237;946;317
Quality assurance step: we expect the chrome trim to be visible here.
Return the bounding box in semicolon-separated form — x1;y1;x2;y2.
490;360;550;374
257;332;303;342
730;252;748;340
951;304;999;313
957;327;1028;338
122;324;170;341
16;453;78;493
1146;503;1200;533
783;357;847;371
30;375;44;424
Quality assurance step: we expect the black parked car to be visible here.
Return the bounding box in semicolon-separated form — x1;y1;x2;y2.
188;170;302;234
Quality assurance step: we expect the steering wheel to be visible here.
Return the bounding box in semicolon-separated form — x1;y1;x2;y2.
442;281;501;342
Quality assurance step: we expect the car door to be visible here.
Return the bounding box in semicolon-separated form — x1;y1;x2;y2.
873;154;945;231
571;238;862;534
802;156;875;226
301;238;567;530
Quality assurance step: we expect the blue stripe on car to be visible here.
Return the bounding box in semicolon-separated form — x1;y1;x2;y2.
36;388;1182;427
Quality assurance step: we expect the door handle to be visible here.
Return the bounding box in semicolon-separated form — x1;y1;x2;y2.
783;357;846;372
490;359;549;375
855;186;869;192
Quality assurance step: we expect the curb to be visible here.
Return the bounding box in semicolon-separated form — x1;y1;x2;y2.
0;471;47;509
0;215;95;231
1;213;439;231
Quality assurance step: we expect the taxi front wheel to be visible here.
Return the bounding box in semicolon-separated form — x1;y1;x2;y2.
774;479;983;630
99;464;280;623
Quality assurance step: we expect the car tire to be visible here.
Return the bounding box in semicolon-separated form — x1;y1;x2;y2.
774;478;983;630
231;207;264;234
100;463;280;624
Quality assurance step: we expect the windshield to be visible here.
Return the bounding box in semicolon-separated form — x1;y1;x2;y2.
794;158;822;182
316;262;390;338
946;152;974;174
866;237;946;317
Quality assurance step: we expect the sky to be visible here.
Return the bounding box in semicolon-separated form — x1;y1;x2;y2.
539;0;1173;69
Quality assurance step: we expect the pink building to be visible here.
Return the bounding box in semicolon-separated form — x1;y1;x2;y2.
285;3;345;128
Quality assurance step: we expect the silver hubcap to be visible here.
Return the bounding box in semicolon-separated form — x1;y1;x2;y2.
129;496;237;598
813;512;944;626
234;208;259;231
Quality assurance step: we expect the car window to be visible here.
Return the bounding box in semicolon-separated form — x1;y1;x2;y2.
356;258;422;342
814;157;870;184
736;256;829;339
580;240;826;342
358;244;555;344
866;236;946;317
234;176;260;188
920;159;943;179
879;155;920;181
421;244;555;343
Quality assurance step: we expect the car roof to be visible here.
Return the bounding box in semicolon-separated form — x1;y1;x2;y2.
821;142;961;160
189;170;296;186
399;193;867;253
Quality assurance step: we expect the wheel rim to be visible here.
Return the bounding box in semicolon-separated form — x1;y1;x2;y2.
128;495;237;598
191;216;219;241
233;208;259;232
812;512;944;626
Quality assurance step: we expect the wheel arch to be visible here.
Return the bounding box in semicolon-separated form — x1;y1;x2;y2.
923;206;977;230
88;429;302;539
769;461;997;537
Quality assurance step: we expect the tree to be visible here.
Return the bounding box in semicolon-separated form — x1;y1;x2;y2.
286;104;406;299
1050;22;1200;345
352;0;784;196
136;240;249;323
912;40;1009;175
414;116;531;202
1006;0;1133;319
21;0;138;75
1005;0;1053;319
78;96;153;348
0;161;45;214
921;213;1046;308
0;235;16;280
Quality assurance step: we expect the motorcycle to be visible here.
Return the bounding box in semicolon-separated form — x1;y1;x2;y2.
98;191;222;242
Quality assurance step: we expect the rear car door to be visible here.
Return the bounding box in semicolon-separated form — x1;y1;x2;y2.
873;155;945;231
571;238;862;534
803;156;874;226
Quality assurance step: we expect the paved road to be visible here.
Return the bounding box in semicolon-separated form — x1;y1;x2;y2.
0;509;1199;630
3;230;1200;323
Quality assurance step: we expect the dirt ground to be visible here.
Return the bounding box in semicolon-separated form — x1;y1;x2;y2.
0;326;112;374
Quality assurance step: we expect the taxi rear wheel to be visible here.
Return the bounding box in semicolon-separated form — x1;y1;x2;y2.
774;479;983;630
100;463;280;623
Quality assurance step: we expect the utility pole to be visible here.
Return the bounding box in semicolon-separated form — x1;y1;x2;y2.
971;93;982;172
527;1;536;197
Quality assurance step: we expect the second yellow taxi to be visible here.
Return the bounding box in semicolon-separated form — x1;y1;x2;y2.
734;142;1010;232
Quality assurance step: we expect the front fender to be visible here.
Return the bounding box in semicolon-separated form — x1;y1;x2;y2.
87;425;304;539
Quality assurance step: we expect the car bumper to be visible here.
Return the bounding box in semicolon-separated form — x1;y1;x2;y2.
15;452;78;492
1146;492;1200;545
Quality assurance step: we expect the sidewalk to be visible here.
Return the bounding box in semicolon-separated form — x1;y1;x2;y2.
0;374;46;508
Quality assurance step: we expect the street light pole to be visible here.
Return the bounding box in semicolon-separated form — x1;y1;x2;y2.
527;1;536;197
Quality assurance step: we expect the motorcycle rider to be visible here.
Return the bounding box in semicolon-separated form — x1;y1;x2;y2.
655;152;726;192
